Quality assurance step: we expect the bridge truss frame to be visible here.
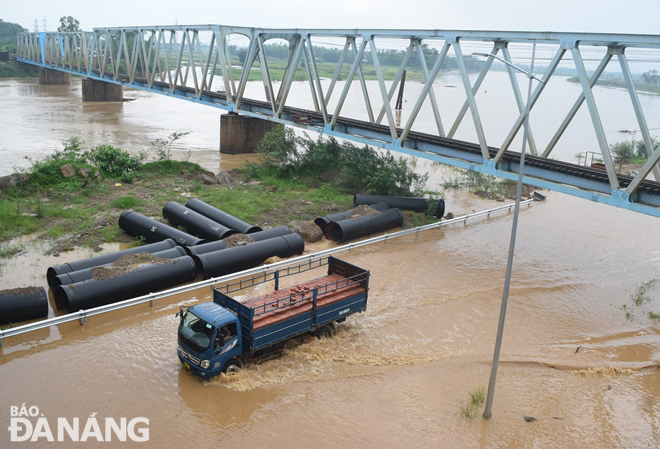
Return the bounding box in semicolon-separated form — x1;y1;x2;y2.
16;27;660;217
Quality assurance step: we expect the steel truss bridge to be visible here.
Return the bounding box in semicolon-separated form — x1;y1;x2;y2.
16;27;660;217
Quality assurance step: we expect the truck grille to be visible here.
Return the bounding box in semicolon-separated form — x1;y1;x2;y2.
178;346;201;366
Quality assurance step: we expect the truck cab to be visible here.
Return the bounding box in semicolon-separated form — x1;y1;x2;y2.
176;302;243;378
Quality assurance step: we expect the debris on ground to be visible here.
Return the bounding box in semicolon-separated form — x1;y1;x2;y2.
289;220;323;243
223;233;255;248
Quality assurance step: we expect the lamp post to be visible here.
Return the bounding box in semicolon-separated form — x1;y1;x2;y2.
471;44;543;419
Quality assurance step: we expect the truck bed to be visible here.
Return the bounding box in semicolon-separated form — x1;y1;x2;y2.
213;256;369;354
244;273;367;330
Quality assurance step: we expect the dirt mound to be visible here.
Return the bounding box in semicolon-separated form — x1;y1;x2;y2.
223;234;254;248
91;252;169;280
352;204;381;217
0;286;43;296
289;220;323;243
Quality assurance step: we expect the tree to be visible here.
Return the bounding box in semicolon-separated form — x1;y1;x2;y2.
0;19;27;52
641;69;659;85
57;16;80;32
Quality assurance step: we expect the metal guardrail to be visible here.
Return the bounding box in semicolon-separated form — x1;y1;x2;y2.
0;199;534;346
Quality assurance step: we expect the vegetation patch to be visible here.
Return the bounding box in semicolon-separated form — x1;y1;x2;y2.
111;196;143;209
1;131;440;258
250;127;429;197
623;278;659;321
458;386;486;420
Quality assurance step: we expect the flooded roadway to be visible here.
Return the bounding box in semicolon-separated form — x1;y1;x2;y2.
0;189;658;448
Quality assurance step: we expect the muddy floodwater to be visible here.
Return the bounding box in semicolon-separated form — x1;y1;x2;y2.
0;74;659;447
0;189;658;448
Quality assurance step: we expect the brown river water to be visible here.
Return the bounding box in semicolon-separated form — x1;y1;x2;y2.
0;76;659;448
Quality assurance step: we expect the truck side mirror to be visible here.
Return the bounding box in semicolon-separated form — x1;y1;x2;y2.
175;306;186;321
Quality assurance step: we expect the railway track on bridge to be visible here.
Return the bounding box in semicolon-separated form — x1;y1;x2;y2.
122;75;660;197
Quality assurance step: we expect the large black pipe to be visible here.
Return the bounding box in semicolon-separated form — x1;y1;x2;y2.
353;194;445;218
119;210;204;246
46;239;178;288
54;256;198;311
314;202;390;234
162;201;235;241
326;208;404;243
0;287;48;324
185;198;262;234
185;226;294;256
194;233;304;280
52;246;189;287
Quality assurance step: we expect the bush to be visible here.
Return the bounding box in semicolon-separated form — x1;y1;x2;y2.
610;141;636;161
24;137;92;188
254;128;427;196
610;137;657;162
88;145;140;179
634;137;658;159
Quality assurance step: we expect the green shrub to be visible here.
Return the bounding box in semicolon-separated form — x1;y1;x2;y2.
610;141;636;161
88;144;140;178
254;128;427;196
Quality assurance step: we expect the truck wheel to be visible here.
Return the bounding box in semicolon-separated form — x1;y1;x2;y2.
315;325;333;340
223;358;243;373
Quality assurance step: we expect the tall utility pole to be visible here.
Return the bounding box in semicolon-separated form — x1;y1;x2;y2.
471;43;543;420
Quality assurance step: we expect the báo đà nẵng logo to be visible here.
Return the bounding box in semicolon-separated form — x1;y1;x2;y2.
8;404;149;442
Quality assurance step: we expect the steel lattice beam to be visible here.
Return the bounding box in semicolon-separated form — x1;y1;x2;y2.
16;27;660;217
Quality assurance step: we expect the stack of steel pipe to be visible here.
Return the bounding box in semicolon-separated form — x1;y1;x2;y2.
0;287;48;324
46;239;179;288
194;233;305;280
185;226;294;257
185;198;262;234
314;202;390;234
51;246;189;288
118;210;204;246
54;256;198;311
354;194;445;218
162;201;235;241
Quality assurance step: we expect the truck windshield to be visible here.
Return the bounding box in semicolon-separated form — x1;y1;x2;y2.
178;312;214;353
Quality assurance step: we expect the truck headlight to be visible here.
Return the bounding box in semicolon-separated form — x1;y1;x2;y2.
200;360;210;369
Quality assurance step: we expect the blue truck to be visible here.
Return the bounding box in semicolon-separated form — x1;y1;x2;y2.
176;256;370;378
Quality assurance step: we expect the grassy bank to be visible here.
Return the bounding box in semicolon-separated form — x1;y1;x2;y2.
227;59;431;82
0;135;439;259
0;159;355;255
567;75;660;95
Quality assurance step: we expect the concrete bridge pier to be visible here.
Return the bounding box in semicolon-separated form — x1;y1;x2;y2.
82;78;123;102
38;68;70;85
220;112;282;154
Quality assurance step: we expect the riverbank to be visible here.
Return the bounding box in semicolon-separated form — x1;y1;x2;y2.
0;158;443;265
567;75;660;95
0;60;38;78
